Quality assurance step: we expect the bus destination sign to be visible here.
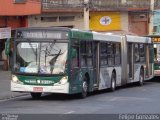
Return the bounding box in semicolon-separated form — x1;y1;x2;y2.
17;30;68;39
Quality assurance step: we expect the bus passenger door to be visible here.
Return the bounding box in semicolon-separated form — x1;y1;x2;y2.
128;43;134;79
93;42;99;88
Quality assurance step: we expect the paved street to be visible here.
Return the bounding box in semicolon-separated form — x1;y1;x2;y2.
0;79;160;114
0;71;28;100
1;1;160;120
0;73;160;120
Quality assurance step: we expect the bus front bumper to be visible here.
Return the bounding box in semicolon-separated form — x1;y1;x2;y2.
11;81;69;94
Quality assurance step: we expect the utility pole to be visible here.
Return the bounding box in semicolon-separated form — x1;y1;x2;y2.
149;0;154;35
83;0;89;30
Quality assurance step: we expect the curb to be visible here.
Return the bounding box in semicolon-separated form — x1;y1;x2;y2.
0;93;29;101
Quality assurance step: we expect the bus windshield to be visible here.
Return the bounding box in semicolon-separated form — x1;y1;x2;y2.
14;40;68;75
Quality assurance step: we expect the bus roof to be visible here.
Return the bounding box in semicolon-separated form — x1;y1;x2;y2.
71;29;93;40
71;29;123;42
15;27;152;44
92;32;122;42
126;35;152;43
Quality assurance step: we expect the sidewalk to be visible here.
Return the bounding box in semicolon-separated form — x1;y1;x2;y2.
0;71;28;100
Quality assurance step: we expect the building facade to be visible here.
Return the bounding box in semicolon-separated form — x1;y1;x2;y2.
28;0;153;36
0;0;41;70
153;10;160;34
1;0;160;70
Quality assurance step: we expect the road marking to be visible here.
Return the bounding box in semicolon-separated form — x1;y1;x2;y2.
64;111;75;114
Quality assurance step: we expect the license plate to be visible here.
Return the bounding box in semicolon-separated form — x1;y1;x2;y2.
33;87;43;92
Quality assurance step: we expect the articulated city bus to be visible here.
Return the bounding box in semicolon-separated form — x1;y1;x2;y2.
146;35;160;77
6;27;154;99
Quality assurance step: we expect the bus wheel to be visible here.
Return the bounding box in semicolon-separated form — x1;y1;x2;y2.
80;79;88;99
30;92;42;99
139;69;144;86
110;72;116;92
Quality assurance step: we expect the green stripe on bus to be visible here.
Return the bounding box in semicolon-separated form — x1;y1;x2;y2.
17;75;63;86
71;30;93;40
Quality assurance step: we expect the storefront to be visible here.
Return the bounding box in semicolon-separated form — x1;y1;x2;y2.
0;27;11;71
0;0;41;71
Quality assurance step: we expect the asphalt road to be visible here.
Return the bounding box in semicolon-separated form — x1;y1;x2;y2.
0;80;160;115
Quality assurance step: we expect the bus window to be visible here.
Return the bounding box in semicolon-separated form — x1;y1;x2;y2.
86;41;93;67
107;43;114;66
80;41;86;54
100;42;107;66
139;44;145;62
86;41;92;55
115;43;121;65
71;47;79;68
80;41;87;67
80;41;93;67
134;44;140;62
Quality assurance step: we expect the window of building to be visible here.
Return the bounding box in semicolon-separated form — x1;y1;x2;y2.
41;17;57;22
153;26;157;33
59;16;75;22
13;0;26;4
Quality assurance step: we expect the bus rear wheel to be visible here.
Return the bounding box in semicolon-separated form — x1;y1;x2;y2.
30;92;42;99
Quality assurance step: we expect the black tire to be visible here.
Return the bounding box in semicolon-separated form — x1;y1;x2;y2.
138;69;144;86
30;92;42;99
79;78;88;99
110;72;116;92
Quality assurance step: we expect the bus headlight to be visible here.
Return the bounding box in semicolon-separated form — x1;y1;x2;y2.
59;76;68;85
12;75;19;83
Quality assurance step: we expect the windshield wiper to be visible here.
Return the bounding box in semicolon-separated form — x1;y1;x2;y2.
27;39;38;65
49;49;61;74
44;42;55;66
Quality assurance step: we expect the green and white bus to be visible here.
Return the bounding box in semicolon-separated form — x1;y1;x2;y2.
8;27;154;99
146;35;160;77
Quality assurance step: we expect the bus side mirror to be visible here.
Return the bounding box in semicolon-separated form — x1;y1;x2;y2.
5;38;10;56
71;48;77;59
